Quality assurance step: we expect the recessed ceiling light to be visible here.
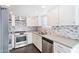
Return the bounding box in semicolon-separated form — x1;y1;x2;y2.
41;6;46;8
6;5;10;7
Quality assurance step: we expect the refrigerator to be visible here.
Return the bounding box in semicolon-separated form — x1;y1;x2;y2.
0;6;9;53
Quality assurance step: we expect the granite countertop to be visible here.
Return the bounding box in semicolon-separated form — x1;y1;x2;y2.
33;32;79;49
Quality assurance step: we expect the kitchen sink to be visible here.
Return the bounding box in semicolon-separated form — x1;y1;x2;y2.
38;32;47;35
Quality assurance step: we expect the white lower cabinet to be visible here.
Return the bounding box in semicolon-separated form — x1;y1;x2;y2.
32;33;42;52
54;42;71;53
27;33;32;44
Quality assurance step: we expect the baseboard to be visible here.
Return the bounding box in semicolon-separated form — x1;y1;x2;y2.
10;43;33;50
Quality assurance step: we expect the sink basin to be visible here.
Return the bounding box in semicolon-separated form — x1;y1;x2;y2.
38;32;47;35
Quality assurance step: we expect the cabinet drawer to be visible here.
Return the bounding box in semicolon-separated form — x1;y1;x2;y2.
54;46;69;53
54;47;62;53
54;42;71;53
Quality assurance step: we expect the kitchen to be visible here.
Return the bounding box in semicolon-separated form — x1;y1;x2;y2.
0;5;79;53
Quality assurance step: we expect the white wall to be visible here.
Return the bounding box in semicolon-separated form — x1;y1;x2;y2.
9;5;56;16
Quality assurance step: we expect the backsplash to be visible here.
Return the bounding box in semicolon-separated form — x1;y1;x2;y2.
52;25;79;40
37;25;79;40
37;26;50;34
9;21;38;32
15;20;26;31
9;25;38;32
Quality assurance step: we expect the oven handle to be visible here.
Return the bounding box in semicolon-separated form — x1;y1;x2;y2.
15;34;27;37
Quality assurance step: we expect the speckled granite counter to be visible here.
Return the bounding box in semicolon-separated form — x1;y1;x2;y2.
33;32;79;49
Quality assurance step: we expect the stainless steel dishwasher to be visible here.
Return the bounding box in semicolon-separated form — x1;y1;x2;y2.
42;37;53;53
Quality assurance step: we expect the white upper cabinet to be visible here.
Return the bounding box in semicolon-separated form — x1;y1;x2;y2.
41;16;48;27
47;5;79;26
37;16;42;26
36;16;48;27
47;6;59;26
58;5;76;25
75;5;79;25
27;16;39;26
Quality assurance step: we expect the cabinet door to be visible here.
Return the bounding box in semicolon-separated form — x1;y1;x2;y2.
33;16;38;26
32;34;42;52
54;42;71;53
36;35;42;52
41;16;48;27
37;16;42;26
75;5;79;25
37;16;48;26
27;33;32;44
47;7;59;26
32;34;37;46
27;16;38;26
59;5;75;25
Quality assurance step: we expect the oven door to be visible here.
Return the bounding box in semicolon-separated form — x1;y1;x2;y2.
15;35;27;48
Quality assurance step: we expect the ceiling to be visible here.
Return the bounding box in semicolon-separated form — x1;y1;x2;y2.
9;5;56;16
